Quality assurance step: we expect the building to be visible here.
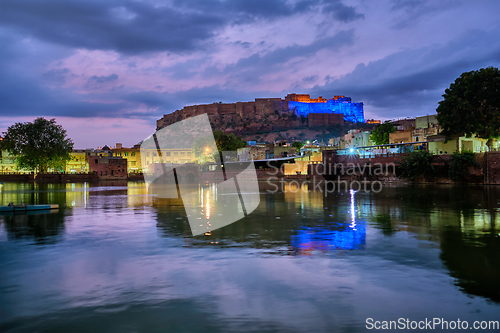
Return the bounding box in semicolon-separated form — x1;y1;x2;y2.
286;94;364;123
113;143;142;173
344;129;361;148
248;145;268;160
391;118;415;130
389;130;413;144
88;156;127;180
87;145;114;158
427;134;488;155
412;115;440;142
65;149;88;173
328;137;345;149
0;150;24;173
269;141;299;158
353;131;373;147
140;148;195;173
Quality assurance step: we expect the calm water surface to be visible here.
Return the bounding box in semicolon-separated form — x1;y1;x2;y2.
0;181;499;332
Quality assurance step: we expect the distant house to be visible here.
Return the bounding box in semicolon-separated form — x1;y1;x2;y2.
113;143;142;173
389;129;413;144
353;131;373;147
89;156;127;180
427;134;488;155
65;149;88;173
412;115;440;142
344;129;360;148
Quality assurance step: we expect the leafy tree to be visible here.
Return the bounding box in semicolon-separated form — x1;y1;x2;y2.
212;130;247;152
192;134;216;160
291;141;304;151
398;150;435;181
448;150;480;182
370;121;396;145
2;118;74;173
436;67;500;146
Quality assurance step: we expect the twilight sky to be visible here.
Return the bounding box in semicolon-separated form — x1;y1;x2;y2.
1;0;499;148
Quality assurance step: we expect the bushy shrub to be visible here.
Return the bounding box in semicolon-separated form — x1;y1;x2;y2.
448;150;479;182
398;150;435;181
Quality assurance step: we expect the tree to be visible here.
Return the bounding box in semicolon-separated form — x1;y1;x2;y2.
213;130;247;152
436;67;500;146
398;150;435;181
448;150;480;182
2;118;74;173
370;121;396;145
291;141;304;151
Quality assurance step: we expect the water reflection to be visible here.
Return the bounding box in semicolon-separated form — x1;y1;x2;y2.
0;181;499;333
359;185;500;302
291;225;366;254
2;210;65;245
155;182;500;302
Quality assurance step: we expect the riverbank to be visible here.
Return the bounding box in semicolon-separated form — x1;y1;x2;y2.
0;173;145;182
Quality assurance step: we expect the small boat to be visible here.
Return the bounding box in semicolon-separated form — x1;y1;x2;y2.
0;204;59;212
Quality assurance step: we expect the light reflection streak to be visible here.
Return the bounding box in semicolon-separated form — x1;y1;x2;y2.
205;190;211;220
350;189;357;230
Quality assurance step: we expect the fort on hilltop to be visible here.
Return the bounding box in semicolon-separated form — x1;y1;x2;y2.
157;93;364;134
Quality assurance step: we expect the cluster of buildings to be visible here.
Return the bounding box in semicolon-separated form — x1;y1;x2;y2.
329;115;494;155
0;143;195;178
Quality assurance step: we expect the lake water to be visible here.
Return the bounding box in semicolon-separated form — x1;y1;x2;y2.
0;181;499;332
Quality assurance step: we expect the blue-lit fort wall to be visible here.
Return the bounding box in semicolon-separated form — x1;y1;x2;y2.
289;97;364;123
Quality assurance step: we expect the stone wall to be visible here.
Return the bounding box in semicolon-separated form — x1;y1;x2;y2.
308;113;344;127
485;152;500;184
156;93;362;134
321;150;500;184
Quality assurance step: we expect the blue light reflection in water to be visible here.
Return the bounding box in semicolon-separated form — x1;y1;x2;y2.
291;189;366;252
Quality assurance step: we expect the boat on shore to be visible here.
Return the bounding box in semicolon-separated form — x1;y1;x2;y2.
0;204;59;212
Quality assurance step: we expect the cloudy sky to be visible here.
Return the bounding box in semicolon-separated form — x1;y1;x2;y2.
1;0;499;148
